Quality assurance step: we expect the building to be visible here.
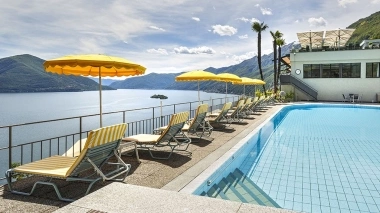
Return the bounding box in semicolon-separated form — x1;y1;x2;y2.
281;29;380;103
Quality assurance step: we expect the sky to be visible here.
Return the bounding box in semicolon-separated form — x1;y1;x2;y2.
0;0;379;77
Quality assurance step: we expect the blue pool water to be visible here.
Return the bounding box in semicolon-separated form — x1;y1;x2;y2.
193;104;380;213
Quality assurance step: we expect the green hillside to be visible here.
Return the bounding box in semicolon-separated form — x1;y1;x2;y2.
0;54;114;93
347;11;380;45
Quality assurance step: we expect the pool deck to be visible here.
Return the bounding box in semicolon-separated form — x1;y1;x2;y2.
0;103;296;213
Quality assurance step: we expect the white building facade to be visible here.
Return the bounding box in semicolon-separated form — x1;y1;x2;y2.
284;48;380;102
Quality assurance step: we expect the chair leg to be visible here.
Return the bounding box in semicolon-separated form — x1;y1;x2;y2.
6;170;74;202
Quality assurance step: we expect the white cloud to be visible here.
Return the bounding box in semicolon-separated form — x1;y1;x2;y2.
295;20;299;23
174;46;216;54
147;48;169;55
371;0;380;3
212;25;237;36
308;17;328;27
232;51;256;63
338;0;357;7
239;34;248;39
255;4;260;7
192;17;200;21
237;17;260;23
260;7;272;15
149;26;165;31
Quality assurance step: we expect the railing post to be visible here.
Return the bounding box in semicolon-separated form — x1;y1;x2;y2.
190;102;192;117
152;107;155;130
8;126;12;169
123;111;126;123
174;104;176;114
79;117;82;154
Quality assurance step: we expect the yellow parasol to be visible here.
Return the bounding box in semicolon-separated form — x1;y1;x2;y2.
44;54;146;127
216;73;242;100
232;77;265;95
175;70;219;103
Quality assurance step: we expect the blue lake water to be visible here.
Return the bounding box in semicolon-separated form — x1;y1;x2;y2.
0;89;232;126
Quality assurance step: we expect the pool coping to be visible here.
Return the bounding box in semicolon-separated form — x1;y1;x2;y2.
162;104;286;193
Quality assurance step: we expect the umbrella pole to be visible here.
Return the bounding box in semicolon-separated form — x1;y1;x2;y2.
225;82;228;102
99;71;102;128
198;81;200;104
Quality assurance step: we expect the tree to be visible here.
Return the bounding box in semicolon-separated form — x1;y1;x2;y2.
270;30;283;93
252;21;268;96
276;38;286;91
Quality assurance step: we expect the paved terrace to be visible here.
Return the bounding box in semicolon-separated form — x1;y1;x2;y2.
0;103;294;213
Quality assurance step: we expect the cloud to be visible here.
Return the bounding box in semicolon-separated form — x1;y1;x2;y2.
232;51;256;63
238;34;248;39
147;48;169;55
174;46;216;54
237;17;260;23
192;17;200;21
338;0;357;7
371;0;380;3
149;26;165;31
211;25;237;36
260;7;272;15
308;17;328;27
255;4;260;7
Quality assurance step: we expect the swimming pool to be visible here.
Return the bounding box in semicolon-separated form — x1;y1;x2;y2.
185;104;380;213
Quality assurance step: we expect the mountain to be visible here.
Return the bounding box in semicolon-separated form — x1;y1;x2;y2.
110;42;295;94
347;11;380;45
111;73;178;89
88;77;122;86
0;54;114;93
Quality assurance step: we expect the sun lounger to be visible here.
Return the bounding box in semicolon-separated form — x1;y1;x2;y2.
206;102;233;128
122;111;191;160
156;104;213;139
5;123;130;202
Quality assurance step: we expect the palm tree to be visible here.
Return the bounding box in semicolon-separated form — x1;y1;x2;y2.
252;21;268;96
270;30;283;93
276;38;286;91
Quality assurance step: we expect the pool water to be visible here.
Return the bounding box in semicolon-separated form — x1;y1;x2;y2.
194;104;380;213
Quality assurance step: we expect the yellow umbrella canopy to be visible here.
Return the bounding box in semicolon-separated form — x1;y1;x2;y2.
232;77;265;85
216;73;242;99
232;77;265;96
175;70;219;103
44;54;146;127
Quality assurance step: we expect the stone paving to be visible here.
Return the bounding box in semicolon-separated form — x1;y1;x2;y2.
0;104;283;213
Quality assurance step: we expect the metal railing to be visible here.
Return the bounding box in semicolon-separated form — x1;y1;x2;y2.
280;75;318;100
0;95;239;183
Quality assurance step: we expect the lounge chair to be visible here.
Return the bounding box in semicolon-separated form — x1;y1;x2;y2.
5;123;130;202
183;104;213;138
226;99;245;122
206;102;233;128
122;111;191;160
156;104;213;139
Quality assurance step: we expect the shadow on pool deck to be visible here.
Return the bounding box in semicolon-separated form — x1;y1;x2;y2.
0;103;287;213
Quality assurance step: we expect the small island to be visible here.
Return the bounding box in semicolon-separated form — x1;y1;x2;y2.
150;94;168;99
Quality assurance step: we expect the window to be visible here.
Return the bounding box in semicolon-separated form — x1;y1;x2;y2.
342;63;360;78
303;64;320;78
366;63;379;78
303;63;360;78
322;64;340;78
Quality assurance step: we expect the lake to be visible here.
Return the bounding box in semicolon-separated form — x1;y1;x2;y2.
0;89;234;126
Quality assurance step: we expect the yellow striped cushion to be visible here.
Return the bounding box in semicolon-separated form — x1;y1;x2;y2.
169;111;189;126
197;104;208;114
13;155;76;178
87;123;127;148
